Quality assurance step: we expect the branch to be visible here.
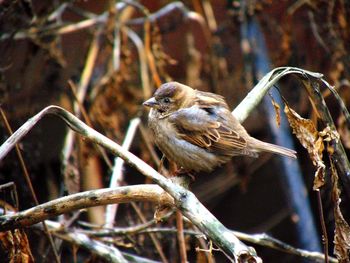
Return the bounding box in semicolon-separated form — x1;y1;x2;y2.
135;228;335;263
0;2;203;41
38;221;162;263
0;184;173;229
105;117;141;227
232;66;323;123
134;228;336;263
0;106;259;262
55;231;128;263
43;222;336;263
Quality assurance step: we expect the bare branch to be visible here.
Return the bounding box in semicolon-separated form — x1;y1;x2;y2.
0;184;173;230
0;106;259;262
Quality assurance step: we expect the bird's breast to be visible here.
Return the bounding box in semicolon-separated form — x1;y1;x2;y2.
148;111;222;172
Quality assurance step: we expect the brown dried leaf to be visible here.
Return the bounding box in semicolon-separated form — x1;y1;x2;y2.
334;201;350;262
330;162;350;262
0;229;34;263
319;127;340;157
319;126;340;142
270;98;281;127
284;106;325;189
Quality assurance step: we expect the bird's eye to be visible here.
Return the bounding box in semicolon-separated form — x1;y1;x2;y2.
163;97;170;103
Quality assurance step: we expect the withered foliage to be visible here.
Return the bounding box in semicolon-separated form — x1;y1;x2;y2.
270;96;281;127
283;74;350;262
0;229;34;263
330;161;350;263
284;105;325;189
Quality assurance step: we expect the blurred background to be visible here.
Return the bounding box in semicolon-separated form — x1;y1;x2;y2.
0;0;349;262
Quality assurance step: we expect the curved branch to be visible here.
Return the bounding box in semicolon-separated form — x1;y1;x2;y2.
0;106;259;262
232;66;323;123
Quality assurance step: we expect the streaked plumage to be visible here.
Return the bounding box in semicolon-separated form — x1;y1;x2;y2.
143;82;296;172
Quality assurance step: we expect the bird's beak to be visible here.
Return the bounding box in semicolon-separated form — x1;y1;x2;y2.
143;97;159;108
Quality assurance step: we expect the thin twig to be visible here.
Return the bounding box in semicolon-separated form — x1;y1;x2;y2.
74;225;336;262
316;189;329;262
0;2;205;42
105;118;141;227
124;27;151;99
131;202;169;263
113;24;121;71
51;224;128;263
80;211;173;237
43;221;162;263
201;0;217;31
0;108;61;263
0;182;19;211
320;79;350;129
148;228;336;263
122;0;162;87
68;80;113;169
62;28;103;169
193;225;215;263
176;210;188;263
307;11;330;53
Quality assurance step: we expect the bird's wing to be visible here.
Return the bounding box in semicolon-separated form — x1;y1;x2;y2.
168;106;247;155
194;91;228;108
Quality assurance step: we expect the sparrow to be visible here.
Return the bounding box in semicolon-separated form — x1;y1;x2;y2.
143;82;297;173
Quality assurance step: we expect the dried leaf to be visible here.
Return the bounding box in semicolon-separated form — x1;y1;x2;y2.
334;202;350;262
284;106;325;189
319;126;340;142
0;229;34;263
270;98;281;127
330;162;350;262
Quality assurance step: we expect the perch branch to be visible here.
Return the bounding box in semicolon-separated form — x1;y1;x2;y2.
0;106;259;262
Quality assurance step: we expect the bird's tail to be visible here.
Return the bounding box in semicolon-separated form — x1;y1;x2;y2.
250;138;297;159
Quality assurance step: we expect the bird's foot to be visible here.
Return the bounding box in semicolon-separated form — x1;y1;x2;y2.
172;168;195;188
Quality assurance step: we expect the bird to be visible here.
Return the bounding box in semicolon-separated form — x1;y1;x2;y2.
143;82;297;173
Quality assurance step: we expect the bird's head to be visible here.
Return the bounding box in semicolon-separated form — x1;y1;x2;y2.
143;82;195;115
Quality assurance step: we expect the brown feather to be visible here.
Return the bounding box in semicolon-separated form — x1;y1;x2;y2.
172;118;248;156
144;81;296;173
